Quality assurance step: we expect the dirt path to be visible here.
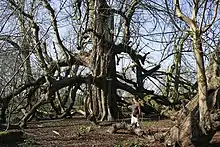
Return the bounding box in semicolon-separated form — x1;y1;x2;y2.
21;117;172;147
15;117;220;146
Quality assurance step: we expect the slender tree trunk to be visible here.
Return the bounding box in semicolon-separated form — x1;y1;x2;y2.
168;0;220;145
173;33;188;105
173;37;181;101
192;30;210;133
18;0;33;84
97;87;102;120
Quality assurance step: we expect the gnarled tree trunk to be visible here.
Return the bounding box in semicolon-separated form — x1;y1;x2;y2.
86;0;118;121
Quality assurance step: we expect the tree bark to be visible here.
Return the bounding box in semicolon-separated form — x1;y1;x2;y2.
107;122;144;136
169;0;217;145
165;88;220;147
192;31;210;134
165;43;220;146
87;0;118;121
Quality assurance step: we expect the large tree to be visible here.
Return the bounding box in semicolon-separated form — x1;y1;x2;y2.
0;0;165;126
164;0;220;146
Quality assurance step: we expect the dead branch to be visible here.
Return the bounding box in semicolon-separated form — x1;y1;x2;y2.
107;122;144;136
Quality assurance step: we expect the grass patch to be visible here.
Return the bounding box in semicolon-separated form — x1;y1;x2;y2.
21;137;37;147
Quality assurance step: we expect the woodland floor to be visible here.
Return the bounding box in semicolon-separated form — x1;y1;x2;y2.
1;116;220;147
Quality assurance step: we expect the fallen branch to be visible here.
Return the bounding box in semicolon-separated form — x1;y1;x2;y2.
106;122;144;136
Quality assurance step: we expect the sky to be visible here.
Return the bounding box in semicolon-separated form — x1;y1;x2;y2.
1;0;220;93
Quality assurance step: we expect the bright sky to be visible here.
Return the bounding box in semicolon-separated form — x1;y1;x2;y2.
2;0;219;93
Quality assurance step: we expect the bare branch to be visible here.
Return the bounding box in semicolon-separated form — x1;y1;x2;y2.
192;0;199;21
174;0;196;30
40;0;70;59
199;0;208;31
1;76;45;105
0;35;20;50
7;0;33;20
31;22;48;69
164;0;182;31
202;0;219;33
